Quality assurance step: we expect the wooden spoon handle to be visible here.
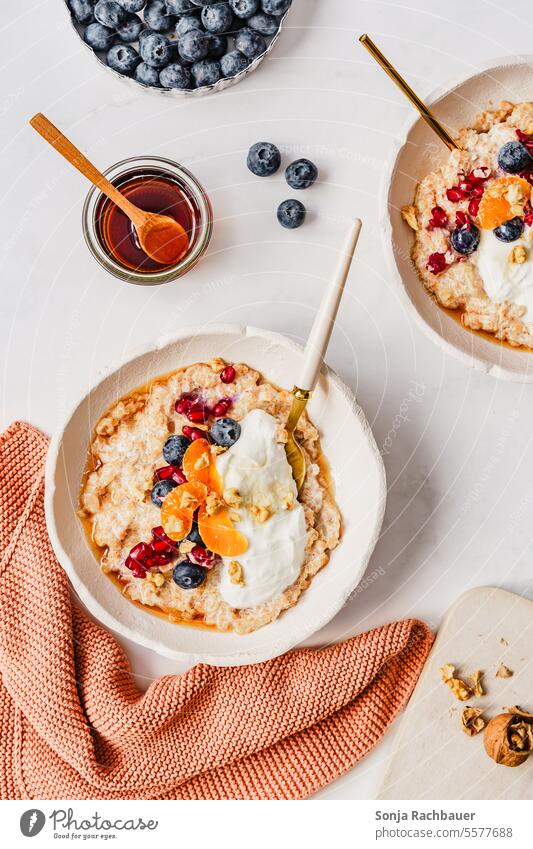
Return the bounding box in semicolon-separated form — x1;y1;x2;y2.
29;113;144;226
297;219;362;392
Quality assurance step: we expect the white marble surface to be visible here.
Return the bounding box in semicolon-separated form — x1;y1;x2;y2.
2;0;533;800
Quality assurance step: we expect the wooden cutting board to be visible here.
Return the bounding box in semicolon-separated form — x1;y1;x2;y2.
379;587;533;799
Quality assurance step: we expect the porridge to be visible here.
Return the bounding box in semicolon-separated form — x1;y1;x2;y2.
78;359;341;634
403;101;533;348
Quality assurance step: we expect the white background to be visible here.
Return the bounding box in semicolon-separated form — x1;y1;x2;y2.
1;0;533;800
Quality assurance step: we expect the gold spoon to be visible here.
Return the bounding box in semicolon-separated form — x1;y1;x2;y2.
359;34;457;151
29;113;190;266
286;219;362;492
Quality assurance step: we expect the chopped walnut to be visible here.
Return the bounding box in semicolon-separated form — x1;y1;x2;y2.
210;444;227;456
461;706;486;736
208;358;226;373
179;490;197;510
282;493;294;510
228;560;245;586
228;508;241;522
165;516;184;535
146;572;166;588
223;487;242;507
505;181;526;217
471;669;484;698
179;540;195;555
440;664;471;701
508;245;527;264
205;491;223;515
401;204;419;231
496;663;513;679
250;505;270;524
194;452;210;472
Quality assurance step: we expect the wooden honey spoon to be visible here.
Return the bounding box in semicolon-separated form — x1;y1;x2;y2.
29;113;190;266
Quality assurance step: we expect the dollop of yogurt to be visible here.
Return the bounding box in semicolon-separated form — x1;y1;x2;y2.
216;409;308;609
473;224;533;320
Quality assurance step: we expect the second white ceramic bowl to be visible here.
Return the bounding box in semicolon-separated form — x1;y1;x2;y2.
383;55;533;382
45;325;386;666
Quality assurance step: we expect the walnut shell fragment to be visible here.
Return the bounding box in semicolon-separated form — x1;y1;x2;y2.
440;664;471;701
461;707;486;736
496;663;513;679
484;708;533;767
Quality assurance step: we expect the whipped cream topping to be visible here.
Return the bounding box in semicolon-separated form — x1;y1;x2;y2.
216;409;308;609
474;224;533;321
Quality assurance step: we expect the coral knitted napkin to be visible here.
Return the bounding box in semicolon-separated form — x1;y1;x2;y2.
0;422;433;800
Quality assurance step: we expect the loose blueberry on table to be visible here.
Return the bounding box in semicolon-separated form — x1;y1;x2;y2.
277;198;306;229
67;0;292;91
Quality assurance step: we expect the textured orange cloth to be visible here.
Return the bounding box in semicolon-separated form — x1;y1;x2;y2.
0;422;433;800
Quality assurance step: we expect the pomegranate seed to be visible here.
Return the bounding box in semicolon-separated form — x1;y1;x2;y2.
154;553;171;566
220;365;236;384
126;556;147;579
155;465;186;485
446;186;465;202
465;167;491;184
468;197;481;218
175;399;191;415
454;211;471;230
213;398;232;417
427;252;448;275
129;541;152;562
189;545;217;569
188;408;208;423
428;205;448;229
182;425;206;441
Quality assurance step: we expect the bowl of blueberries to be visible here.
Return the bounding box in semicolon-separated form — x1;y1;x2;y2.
65;0;291;95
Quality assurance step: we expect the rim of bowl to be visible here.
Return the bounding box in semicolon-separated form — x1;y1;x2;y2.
380;53;533;383
44;323;387;665
62;2;291;98
82;155;213;284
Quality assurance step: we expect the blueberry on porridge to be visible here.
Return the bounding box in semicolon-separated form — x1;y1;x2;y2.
78;359;340;634
403;102;533;348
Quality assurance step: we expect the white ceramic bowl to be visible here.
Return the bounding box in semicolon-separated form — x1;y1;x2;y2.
45;325;386;666
383;55;533;382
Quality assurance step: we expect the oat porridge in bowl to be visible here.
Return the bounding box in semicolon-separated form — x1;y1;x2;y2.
402;101;533;349
79;358;341;635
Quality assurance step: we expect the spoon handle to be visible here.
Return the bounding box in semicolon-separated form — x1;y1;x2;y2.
29;113;144;227
296;219;361;393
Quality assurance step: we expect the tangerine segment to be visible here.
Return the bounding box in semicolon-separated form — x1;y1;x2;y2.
477;176;531;230
182;438;212;485
160;481;208;541
197;504;248;558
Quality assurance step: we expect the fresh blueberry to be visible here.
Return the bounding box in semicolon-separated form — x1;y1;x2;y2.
247;11;279;34
151;479;177;507
162;434;191;465
144;0;175;31
201;3;234;33
159;62;192;87
187;520;203;545
140;31;172;66
497;141;533;174
178;28;210;61
116;0;146;10
493;216;525;243
277;198;305;229
261;0;290;13
191;58;221;86
134;61;161;85
94;0;128;27
285;158;318;190
69;0;95;24
84;22;115;50
209;417;241;447
234;26;266;58
175;14;202;37
166;0;195;11
172;561;206;589
246;141;281;177
450;223;480;254
220;49;249;76
208;33;227;57
116;12;143;41
229;0;259;17
106;43;141;74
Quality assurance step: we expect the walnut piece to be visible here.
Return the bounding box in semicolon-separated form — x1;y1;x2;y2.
461;706;486;736
282;493;294;510
165;516;184;535
228;560;245;586
250;505;270;524
508;245;527;264
179;490;197;511
401;204;419;231
208;358;226;373
471;669;484;698
440;664;471;701
496;663;513;679
223;487;242;507
205;491;223;515
179;540;195;555
194;452;210;471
